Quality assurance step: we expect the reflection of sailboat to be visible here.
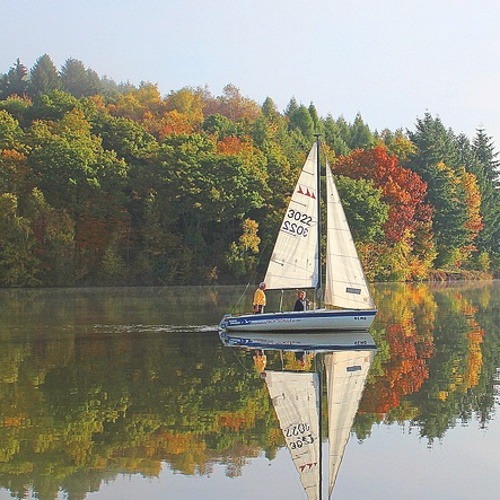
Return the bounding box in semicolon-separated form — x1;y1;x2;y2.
219;329;376;351
264;348;374;499
221;333;375;499
219;139;377;333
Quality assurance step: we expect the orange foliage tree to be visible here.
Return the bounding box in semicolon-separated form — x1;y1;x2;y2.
334;147;431;243
334;147;435;280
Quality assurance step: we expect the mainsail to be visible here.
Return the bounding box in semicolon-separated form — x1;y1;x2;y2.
264;145;319;290
323;163;375;309
325;350;375;497
265;370;321;500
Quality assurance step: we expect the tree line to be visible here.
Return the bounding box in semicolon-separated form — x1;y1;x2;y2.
0;54;499;287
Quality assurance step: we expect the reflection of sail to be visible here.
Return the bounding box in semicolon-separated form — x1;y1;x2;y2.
221;332;376;499
325;350;375;497
265;371;321;500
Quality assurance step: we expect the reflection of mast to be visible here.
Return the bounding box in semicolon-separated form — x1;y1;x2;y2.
265;370;321;500
325;351;375;498
228;332;377;499
264;349;375;500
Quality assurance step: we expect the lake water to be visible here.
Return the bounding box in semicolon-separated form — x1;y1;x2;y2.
0;281;498;500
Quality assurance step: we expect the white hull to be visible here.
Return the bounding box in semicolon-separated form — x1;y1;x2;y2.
219;308;376;333
219;330;376;351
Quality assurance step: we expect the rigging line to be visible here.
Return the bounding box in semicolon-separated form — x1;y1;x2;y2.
231;281;251;314
230;348;250;370
230;239;271;314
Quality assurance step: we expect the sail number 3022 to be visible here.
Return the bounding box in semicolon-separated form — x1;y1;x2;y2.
285;423;315;449
283;209;312;237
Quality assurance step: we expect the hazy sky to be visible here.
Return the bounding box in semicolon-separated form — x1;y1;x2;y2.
2;0;500;146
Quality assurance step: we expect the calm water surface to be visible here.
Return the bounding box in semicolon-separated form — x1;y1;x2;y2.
0;282;499;500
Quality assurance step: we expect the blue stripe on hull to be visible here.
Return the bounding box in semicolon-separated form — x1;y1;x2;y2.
221;336;377;351
219;309;377;332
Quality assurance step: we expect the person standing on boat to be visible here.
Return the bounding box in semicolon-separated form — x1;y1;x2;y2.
293;290;309;311
253;282;266;313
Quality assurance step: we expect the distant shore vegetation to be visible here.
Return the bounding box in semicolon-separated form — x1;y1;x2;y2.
0;54;499;287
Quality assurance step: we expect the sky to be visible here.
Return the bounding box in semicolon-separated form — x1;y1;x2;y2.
2;0;500;146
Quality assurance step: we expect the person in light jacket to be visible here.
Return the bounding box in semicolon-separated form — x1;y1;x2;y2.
253;282;266;313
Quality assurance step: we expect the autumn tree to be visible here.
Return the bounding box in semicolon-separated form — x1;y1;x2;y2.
0;193;40;285
106;82;164;121
335;147;430;243
158;133;268;279
377;128;416;163
334;147;433;279
204;84;261;124
225;218;261;279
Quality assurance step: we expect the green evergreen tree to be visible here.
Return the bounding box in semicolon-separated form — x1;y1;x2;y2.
98;75;136;97
262;96;279;118
0;59;28;99
284;97;299;118
86;68;102;94
288;104;314;143
308;102;323;136
60;58;94;98
349;112;374;150
472;128;500;260
322;114;350;156
28;54;61;96
473;127;500;186
407;113;469;266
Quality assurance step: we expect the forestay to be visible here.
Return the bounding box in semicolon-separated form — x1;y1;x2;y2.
264;145;319;290
323;163;375;309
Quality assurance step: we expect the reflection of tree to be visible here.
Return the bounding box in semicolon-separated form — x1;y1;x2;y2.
357;284;435;420
409;290;487;442
355;282;498;444
0;332;279;499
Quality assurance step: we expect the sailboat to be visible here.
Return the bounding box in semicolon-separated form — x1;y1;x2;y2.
219;139;377;332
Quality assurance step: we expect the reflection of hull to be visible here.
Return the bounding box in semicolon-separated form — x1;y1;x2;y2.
219;330;376;351
219;308;377;333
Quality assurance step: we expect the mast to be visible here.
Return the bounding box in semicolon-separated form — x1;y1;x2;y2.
318;352;324;500
314;134;322;307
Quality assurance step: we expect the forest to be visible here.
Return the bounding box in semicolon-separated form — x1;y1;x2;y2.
1;54;499;287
